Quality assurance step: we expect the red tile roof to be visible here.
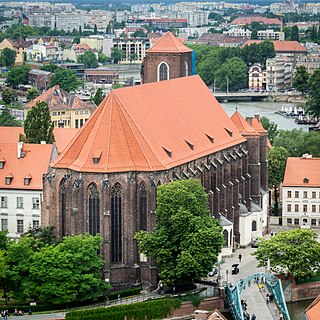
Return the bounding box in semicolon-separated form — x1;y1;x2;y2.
25;85;96;111
243;40;307;53
52;75;246;173
147;31;192;53
306;295;320;320
0;143;53;190
231;16;281;26
0;126;78;153
283;157;320;187
231;111;259;136
251;116;267;134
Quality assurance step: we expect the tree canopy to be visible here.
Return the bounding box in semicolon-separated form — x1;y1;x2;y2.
1;88;18;104
26;87;40;101
92;88;105;106
260;116;278;144
292;66;309;95
0;48;16;67
306;69;320;117
49;68;83;93
111;47;124;64
268;146;288;214
253;229;320;279
135;178;223;287
77;51;98;68
6;65;31;88
24;101;55;144
0;108;21;126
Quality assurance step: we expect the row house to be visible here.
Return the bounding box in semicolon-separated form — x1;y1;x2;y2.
282;156;320;229
223;28;252;39
257;29;285;41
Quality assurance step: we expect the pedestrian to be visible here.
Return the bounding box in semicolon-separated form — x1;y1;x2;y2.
239;253;242;262
245;312;250;320
266;293;270;304
269;293;274;303
251;314;256;320
274;305;278;316
248;279;251;287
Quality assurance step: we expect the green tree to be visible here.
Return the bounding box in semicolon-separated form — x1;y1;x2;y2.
268;146;288;215
1;48;16;67
258;40;276;67
260;116;278;144
49;68;83;92
253;229;320;280
111;47;124;64
23;234;109;305
291;25;300;41
273;129;306;157
0;108;20;126
77;51;98;68
292;66;309;95
98;52;110;64
1;88;18;104
306;69;320;117
216;57;247;91
92;88;105;106
41;64;59;73
132;29;146;38
24;101;55;144
135;179;223;288
6;65;31;88
94;24;98;34
26;87;40;101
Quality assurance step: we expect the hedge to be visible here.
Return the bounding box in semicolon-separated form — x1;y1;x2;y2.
107;287;141;300
65;298;181;320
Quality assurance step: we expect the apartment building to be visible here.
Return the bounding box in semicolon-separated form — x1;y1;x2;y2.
84;10;111;31
258;29;285;41
28;13;55;29
0;142;56;238
248;64;267;91
266;57;292;92
282;156;320;229
55;12;84;33
224;27;252;38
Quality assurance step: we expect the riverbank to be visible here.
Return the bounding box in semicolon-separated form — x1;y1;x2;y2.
271;93;306;104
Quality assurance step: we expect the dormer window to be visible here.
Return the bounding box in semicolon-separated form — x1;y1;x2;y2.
0;159;5;169
93;150;102;164
24;174;32;186
5;174;13;185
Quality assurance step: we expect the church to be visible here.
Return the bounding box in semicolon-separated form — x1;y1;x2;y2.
42;32;268;289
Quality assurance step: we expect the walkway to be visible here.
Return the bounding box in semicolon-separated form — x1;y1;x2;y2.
219;247;280;320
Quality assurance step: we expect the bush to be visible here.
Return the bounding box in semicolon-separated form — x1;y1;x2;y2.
107;287;141;301
65;298;181;320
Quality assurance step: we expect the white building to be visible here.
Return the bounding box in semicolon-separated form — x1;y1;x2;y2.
282;156;320;229
55;11;84;33
224;27;252;38
28;13;55;29
0;142;57;238
84;10;112;32
258;29;285;41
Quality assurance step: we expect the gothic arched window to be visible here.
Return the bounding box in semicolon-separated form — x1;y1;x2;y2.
60;179;67;237
252;220;257;231
88;183;100;236
158;62;169;81
185;61;189;76
111;183;122;262
223;229;228;247
139;183;147;231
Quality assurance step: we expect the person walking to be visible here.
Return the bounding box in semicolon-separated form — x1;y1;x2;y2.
238;253;242;262
274;305;278;316
251;314;256;320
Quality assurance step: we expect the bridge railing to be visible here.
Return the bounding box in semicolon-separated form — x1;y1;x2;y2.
226;272;291;320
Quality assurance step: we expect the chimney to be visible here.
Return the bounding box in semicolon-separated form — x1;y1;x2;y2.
254;115;260;120
17;141;23;159
246;117;253;126
40;141;46;144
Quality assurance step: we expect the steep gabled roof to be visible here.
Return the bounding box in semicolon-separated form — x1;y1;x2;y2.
283;157;320;187
306;295;320;320
231;111;259;136
52;75;245;173
0;143;53;190
25;85;96;111
146;31;192;53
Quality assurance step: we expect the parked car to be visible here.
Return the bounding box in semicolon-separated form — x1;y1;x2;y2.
207;266;218;277
251;238;261;248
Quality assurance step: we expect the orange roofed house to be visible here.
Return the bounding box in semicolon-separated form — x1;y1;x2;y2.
282;156;320;229
24;85;96;129
42;75;268;289
0;142;57;238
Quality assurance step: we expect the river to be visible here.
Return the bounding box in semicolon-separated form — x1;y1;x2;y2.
220;101;309;132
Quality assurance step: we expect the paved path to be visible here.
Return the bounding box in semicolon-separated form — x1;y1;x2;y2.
219;246;279;320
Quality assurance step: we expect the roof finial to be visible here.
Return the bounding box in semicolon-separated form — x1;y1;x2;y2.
236;107;238;111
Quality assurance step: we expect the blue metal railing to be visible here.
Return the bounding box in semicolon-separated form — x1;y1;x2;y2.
226;272;291;320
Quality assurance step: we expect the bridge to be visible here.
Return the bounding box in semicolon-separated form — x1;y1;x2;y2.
213;91;270;102
226;272;291;320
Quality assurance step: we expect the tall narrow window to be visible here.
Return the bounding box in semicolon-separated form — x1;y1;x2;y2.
158;62;169;81
88;183;100;236
111;183;122;263
223;229;228;247
60;179;67;236
185;61;189;76
252;220;257;231
139;183;147;231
